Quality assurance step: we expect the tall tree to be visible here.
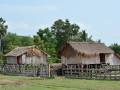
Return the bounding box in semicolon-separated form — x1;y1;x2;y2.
109;43;120;55
74;30;93;42
37;28;57;56
33;35;45;51
2;32;34;54
34;28;59;63
0;18;8;52
51;19;80;50
19;36;34;46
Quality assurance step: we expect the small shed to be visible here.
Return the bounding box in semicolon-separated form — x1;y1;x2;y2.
57;42;120;65
4;46;49;76
4;46;49;65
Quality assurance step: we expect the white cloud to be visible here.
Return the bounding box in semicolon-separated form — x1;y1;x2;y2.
76;22;93;31
5;21;51;36
0;4;58;13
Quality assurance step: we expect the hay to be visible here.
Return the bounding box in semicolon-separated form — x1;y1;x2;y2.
4;46;49;57
27;47;42;57
60;45;77;58
114;54;120;59
57;42;114;58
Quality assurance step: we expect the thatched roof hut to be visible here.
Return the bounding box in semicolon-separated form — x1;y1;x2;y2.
57;42;119;65
4;46;49;65
5;46;49;57
57;42;114;58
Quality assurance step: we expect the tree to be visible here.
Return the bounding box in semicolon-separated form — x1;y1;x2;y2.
37;28;57;56
0;18;8;52
33;35;45;51
0;52;4;64
2;32;34;54
109;43;120;55
74;30;93;42
34;28;59;63
4;42;17;54
19;36;34;46
51;19;80;50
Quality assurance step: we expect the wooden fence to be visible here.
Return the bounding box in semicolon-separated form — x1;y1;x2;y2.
3;64;48;77
0;64;3;73
63;64;120;80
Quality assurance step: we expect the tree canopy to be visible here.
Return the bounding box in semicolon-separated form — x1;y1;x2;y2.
0;17;8;52
51;19;80;50
109;43;120;55
0;18;105;63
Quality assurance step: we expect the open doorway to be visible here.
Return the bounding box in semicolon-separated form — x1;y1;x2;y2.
17;56;20;64
100;54;105;63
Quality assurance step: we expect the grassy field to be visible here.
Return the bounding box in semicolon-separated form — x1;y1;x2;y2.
0;74;120;90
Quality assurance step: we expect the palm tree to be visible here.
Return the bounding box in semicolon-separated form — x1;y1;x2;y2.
0;18;8;52
75;30;93;42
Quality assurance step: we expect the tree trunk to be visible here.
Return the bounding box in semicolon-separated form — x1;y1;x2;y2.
0;38;1;52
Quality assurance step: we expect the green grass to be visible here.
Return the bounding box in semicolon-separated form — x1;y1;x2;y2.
0;74;120;90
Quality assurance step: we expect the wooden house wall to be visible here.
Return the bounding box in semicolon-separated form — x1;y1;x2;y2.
61;56;76;64
6;56;17;64
6;53;47;65
61;53;120;65
109;54;120;65
105;54;112;64
21;53;47;65
40;53;47;64
61;55;100;64
81;55;100;64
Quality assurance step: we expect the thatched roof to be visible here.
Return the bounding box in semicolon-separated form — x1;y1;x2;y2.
57;42;114;57
114;54;120;59
4;46;49;57
50;63;62;69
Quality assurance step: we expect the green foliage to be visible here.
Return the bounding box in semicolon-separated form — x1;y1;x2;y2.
109;43;120;55
3;42;18;54
2;32;34;54
51;19;80;50
0;17;8;52
0;52;4;64
74;30;93;42
0;18;8;39
47;57;61;64
36;28;57;56
33;35;46;51
19;36;34;46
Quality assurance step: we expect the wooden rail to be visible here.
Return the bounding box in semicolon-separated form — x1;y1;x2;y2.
63;64;120;80
3;64;48;77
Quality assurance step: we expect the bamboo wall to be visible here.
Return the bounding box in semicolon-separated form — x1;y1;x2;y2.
61;54;120;65
6;57;17;64
6;53;47;65
61;55;100;65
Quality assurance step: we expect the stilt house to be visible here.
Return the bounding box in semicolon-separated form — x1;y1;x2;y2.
57;42;120;65
57;42;120;78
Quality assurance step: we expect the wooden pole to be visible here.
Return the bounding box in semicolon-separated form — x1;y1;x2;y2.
48;64;50;77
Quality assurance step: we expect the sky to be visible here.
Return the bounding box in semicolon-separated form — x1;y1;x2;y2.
0;0;120;46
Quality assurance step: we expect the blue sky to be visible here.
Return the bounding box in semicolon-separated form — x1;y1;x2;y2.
0;0;120;46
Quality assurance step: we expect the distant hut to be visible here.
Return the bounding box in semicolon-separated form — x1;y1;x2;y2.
4;46;49;76
57;42;120;65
